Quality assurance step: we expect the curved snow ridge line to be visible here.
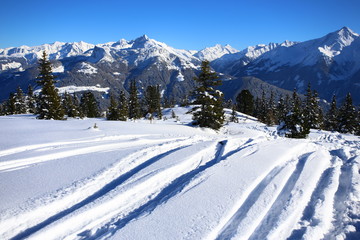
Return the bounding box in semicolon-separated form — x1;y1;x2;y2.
254;148;332;240
214;150;303;240
0;137;174;172
324;153;359;239
288;156;342;240
29;141;226;240
215;162;293;240
0;134;153;158
206;141;312;240
0;136;203;240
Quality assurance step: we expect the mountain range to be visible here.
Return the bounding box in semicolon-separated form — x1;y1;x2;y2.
1;27;359;107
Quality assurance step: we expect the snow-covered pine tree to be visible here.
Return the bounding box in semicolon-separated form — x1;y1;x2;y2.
119;91;129;121
6;92;16;115
80;91;100;118
36;51;64;120
276;95;288;125
256;90;268;123
145;85;162;120
278;89;309;138
338;93;357;134
63;92;80;118
128;80;142;120
324;95;339;131
236;89;254;116
264;91;277;126
27;85;37;114
303;84;323;130
192;60;224;130
14;86;27;114
106;94;120;120
0;102;5;115
230;104;239;123
180;94;190;107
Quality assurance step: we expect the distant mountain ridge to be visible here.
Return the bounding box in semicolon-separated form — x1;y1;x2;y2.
0;27;359;106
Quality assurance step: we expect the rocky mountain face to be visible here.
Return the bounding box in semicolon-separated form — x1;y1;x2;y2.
1;27;359;107
213;27;360;104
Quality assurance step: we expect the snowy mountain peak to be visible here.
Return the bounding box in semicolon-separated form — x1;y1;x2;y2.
194;44;239;61
338;26;359;37
281;40;298;47
315;27;359;59
134;34;150;43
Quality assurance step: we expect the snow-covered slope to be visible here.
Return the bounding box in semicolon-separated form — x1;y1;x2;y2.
248;27;359;71
194;44;239;62
0;41;94;63
0;109;359;240
211;40;297;72
219;27;360;104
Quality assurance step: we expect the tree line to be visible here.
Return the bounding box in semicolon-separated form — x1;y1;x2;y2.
233;85;360;137
0;52;359;137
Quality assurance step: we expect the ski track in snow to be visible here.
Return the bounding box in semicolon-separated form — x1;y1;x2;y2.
24;140;226;240
0;136;205;239
0;115;359;240
0;135;169;172
212;144;312;240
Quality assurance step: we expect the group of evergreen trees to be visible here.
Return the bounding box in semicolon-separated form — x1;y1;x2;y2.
234;84;360;137
0;51;100;119
1;85;37;115
106;81;163;121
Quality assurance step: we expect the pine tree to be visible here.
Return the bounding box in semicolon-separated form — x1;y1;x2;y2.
145;85;162;120
276;95;288;125
6;92;16;115
324;95;338;131
303;84;323;130
27;85;37;114
0;102;5;115
80;91;100;118
128;80;142;120
236;89;254;116
62;92;80;118
36;51;64;120
278;89;308;138
119;91;129;121
192;60;224;130
14;86;27;114
107;94;120;120
338;93;357;134
256;90;268;123
230;104;239;123
171;109;177;119
264;91;277;126
180;94;190;107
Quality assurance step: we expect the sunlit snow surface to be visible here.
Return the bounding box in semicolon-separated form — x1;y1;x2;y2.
0;108;359;240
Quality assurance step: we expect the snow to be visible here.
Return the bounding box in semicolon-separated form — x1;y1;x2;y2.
0;41;94;61
0;109;359;240
0;61;23;71
176;71;185;82
251;27;360;72
77;62;98;75
194;44;239;62
52;65;64;73
56;85;110;94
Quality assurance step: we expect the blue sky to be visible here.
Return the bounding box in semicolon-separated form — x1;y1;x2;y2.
2;0;360;50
